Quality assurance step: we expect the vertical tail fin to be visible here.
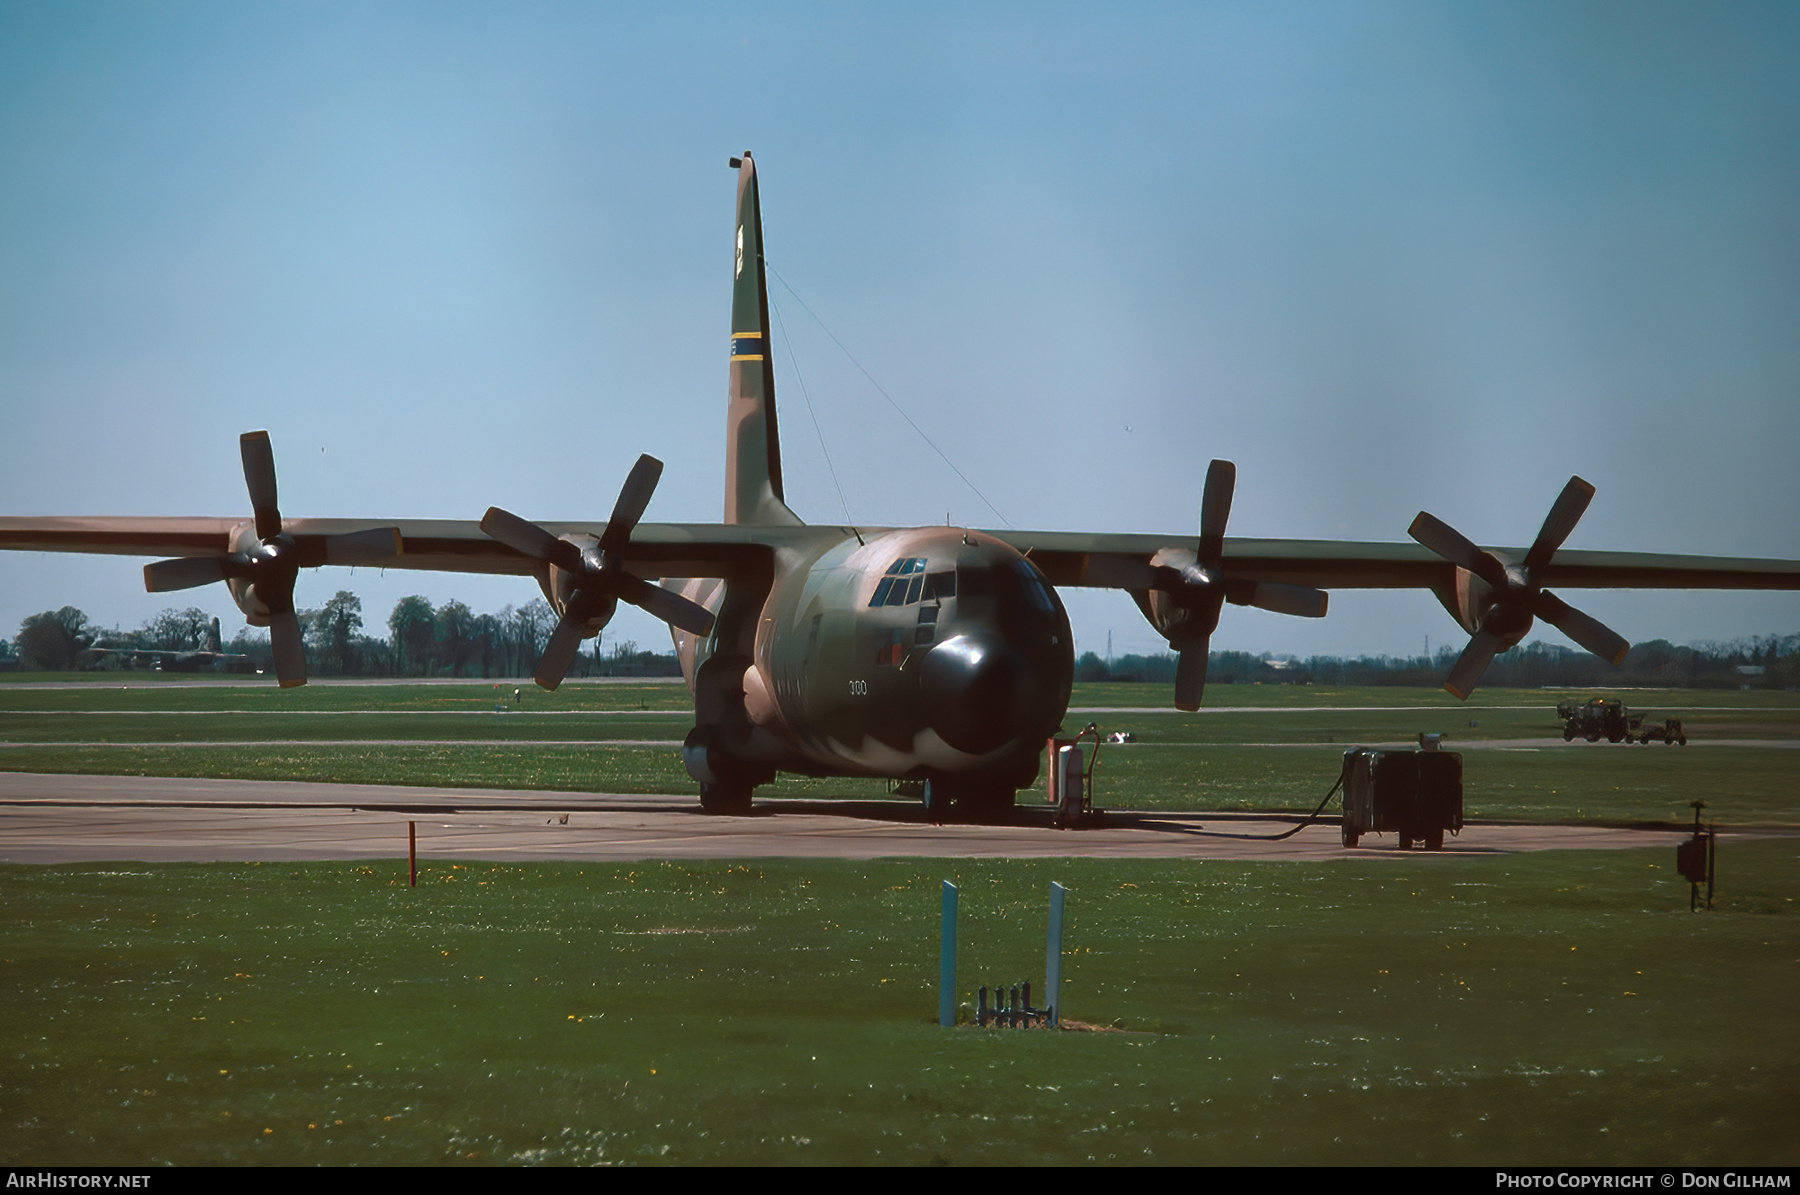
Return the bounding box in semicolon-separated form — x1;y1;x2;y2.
725;152;801;526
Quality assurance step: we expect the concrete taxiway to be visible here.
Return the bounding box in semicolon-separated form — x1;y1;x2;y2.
0;771;1715;865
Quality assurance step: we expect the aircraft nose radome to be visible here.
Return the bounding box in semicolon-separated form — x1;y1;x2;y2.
917;633;1030;756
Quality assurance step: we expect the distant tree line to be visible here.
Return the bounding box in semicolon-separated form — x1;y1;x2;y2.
8;606;96;671
8;595;1796;689
5;592;683;679
1076;634;1800;691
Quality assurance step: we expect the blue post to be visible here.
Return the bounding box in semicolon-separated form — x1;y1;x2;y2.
939;881;959;1027
1045;881;1066;1027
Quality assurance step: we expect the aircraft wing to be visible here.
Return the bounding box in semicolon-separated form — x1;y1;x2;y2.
0;517;243;561
0;515;815;580
988;529;1800;593
371;518;817;578
8;516;1797;590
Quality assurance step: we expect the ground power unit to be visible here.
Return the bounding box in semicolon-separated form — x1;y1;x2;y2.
1339;743;1464;850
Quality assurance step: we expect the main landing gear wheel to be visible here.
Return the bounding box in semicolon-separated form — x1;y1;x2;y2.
1425;827;1445;851
699;781;753;814
1341;824;1362;849
956;784;1017;821
920;777;1016;821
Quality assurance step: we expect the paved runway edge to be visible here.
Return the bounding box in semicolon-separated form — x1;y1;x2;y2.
0;771;1745;865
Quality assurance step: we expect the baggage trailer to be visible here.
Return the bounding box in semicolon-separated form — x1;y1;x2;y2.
1340;745;1463;850
1628;713;1687;746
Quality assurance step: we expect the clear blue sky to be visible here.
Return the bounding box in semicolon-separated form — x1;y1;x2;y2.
3;1;1796;660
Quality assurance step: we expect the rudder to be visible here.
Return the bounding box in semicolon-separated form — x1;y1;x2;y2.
724;152;801;527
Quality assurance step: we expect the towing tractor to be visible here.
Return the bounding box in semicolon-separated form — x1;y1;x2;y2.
1558;697;1631;742
1556;697;1687;745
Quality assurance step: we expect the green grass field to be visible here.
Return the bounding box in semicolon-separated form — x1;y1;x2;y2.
4;677;1795;824
2;846;1795;1166
1;676;1795;1165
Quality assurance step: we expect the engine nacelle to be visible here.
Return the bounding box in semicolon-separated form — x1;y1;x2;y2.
1133;547;1204;640
223;521;296;628
1429;565;1497;635
536;535;618;634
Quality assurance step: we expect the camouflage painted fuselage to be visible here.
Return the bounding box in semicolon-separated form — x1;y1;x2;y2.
672;525;1072;791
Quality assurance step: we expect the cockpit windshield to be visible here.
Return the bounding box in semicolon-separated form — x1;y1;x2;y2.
869;557;927;607
869;558;960;607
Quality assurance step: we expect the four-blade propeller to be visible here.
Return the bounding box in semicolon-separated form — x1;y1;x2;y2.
141;432;401;687
1152;460;1329;711
1409;476;1630;700
481;454;716;691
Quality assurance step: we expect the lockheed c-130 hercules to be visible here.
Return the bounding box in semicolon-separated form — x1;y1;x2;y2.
85;615;251;674
3;152;1798;815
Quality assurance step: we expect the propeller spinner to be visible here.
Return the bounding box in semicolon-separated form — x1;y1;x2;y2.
1410;476;1630;700
482;454;716;691
1149;460;1329;711
142;431;401;687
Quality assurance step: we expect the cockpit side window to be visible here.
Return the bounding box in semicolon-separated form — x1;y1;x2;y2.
1011;558;1057;613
